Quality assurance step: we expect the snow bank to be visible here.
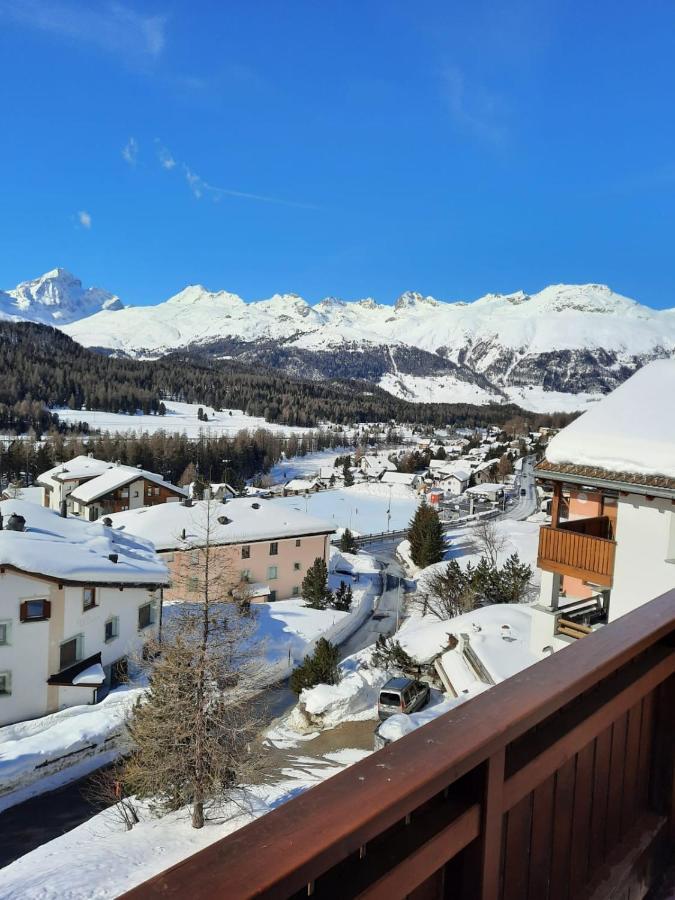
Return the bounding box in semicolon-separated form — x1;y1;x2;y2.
377;685;488;743
545;359;675;478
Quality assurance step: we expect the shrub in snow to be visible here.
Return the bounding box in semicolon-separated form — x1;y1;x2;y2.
371;634;416;676
339;528;358;554
407;503;445;568
302;557;333;610
289;638;340;694
332;580;353;612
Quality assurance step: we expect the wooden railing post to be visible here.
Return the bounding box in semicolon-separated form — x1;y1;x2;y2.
480;748;505;900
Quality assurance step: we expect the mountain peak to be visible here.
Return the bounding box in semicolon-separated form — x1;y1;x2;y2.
394;291;440;311
1;269;121;325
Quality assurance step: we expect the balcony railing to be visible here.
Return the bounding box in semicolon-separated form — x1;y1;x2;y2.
125;589;675;900
537;516;616;586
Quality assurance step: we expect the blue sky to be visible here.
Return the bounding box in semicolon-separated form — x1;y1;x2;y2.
1;1;674;309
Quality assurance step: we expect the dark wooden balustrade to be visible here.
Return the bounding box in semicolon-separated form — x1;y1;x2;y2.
537;520;616;587
125;588;675;900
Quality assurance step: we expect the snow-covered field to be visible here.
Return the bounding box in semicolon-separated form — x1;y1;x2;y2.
0;748;371;900
268;448;352;482
53;401;312;438
273;482;420;535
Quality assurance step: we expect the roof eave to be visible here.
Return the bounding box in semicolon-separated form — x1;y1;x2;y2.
535;466;675;501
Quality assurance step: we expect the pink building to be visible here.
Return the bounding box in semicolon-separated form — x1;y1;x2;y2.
106;498;335;603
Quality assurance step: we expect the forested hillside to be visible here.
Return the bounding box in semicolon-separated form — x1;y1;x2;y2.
0;321;575;434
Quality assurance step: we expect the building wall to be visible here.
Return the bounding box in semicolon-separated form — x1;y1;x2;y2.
609;495;675;622
161;533;330;603
0;570;160;727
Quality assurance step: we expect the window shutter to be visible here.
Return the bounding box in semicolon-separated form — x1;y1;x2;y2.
19;601;27;622
44;600;52;619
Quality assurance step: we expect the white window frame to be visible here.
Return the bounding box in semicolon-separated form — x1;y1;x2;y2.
267;566;278;581
104;616;119;643
59;633;84;671
0;620;11;646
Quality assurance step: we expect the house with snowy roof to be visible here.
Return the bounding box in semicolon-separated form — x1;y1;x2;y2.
69;463;186;521
379;471;423;490
106;497;335;604
530;359;675;654
281;477;321;497
360;455;396;480
0;499;168;726
37;454;115;514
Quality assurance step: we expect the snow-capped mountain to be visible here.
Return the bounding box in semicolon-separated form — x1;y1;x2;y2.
6;270;674;413
0;269;123;325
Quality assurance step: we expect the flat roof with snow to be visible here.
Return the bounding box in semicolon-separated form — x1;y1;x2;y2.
0;500;168;585
106;498;335;551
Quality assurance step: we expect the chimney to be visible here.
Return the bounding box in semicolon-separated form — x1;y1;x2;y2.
108;553;118;564
6;513;26;532
183;498;193;508
60;499;68;518
102;517;113;527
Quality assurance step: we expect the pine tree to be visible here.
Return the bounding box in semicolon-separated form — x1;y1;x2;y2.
499;553;532;604
339;528;358;554
290;638;340;693
332;580;353;612
302;557;333;609
371;635;415;674
407;503;445;568
343;461;354;487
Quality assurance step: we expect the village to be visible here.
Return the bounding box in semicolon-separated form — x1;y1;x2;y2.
0;358;672;896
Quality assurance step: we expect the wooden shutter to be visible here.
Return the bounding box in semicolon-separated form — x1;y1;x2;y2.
19;601;27;622
44;600;51;619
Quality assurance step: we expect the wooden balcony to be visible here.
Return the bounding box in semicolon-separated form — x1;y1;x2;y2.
125;588;675;900
537;515;616;586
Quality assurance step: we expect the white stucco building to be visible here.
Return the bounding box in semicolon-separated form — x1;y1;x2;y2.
0;500;168;726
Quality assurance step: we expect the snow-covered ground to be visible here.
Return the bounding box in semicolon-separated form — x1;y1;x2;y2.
268;448;352;482
53;401;312;438
273;482;420;535
0;748;371;900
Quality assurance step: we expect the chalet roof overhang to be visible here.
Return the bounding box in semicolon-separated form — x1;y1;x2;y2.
0;562;167;590
535;459;675;501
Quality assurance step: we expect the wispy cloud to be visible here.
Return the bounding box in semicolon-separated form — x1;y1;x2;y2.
122;136;138;166
0;1;167;61
155;141;176;170
77;210;92;229
442;66;508;146
153;141;318;210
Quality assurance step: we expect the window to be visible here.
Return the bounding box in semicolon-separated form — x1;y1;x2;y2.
295;539;301;547
187;576;198;593
154;487;160;496
293;562;301;571
191;550;199;566
20;599;51;622
104;616;119;643
241;545;251;560
60;634;83;670
138;601;156;630
0;672;11;696
269;590;277;602
267;566;278;580
269;542;279;556
82;587;97;611
133;490;139;498
240;569;251;583
292;586;299;597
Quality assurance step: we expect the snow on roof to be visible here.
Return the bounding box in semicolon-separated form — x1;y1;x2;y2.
446;469;471;481
105;498;335;551
380;471;418;485
465;483;504;494
72;663;106;686
38;455;113;485
283;478;319;492
545;359;675;479
0;499;168;584
70;465;186;504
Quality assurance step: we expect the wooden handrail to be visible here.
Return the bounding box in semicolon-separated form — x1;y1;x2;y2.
125;589;675;900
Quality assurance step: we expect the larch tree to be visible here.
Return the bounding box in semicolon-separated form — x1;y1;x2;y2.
122;500;268;829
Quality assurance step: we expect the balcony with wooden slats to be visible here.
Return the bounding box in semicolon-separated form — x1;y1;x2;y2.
537;515;616;587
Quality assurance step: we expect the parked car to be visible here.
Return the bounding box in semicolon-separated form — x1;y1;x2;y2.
520;488;527;496
377;677;430;721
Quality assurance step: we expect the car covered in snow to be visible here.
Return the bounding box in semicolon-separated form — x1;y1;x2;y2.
377;677;430;721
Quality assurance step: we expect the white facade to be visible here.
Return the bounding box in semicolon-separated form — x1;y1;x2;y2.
0;570;161;726
609;495;674;621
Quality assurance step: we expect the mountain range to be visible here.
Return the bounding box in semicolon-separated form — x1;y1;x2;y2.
3;268;674;414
